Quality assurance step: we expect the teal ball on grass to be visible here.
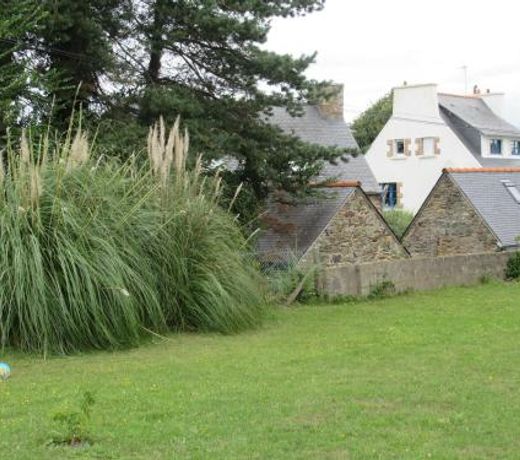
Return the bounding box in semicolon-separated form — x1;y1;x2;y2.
0;362;11;381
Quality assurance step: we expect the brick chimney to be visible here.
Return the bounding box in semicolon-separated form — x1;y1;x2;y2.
317;84;344;119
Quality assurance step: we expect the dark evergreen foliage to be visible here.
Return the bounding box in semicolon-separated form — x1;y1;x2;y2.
0;0;347;203
351;91;393;152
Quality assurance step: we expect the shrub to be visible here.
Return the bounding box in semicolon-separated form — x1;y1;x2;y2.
0;119;264;353
505;252;520;280
368;280;397;299
383;209;414;238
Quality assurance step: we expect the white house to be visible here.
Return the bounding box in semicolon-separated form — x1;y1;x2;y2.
365;83;520;212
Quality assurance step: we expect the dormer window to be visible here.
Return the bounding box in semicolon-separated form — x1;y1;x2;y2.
490;139;503;155
395;140;405;155
512;140;520;156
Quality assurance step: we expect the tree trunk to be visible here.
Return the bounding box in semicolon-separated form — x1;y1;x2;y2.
147;0;166;83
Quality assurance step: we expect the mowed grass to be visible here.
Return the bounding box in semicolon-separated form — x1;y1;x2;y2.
2;282;520;459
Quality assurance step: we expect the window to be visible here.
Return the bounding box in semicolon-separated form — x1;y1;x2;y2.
490;139;503;155
501;180;520;204
395;140;405;155
512;140;520;156
382;183;398;208
423;137;435;155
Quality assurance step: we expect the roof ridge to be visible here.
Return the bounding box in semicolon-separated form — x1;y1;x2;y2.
444;167;520;173
311;180;361;188
438;92;481;99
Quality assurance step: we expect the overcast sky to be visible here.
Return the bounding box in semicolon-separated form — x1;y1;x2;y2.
266;0;520;124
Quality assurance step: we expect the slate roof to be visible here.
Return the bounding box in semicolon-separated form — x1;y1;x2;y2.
256;106;382;263
438;94;520;138
257;187;356;263
447;169;520;248
270;106;381;194
439;94;520;168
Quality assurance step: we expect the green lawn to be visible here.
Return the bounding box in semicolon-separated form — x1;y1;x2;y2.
2;282;520;459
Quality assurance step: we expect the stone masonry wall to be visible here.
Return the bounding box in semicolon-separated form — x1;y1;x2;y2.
403;175;498;257
308;189;408;267
321;252;511;298
367;193;382;211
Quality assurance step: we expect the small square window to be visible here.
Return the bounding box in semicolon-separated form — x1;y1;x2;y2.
423;137;435;155
512;140;520;156
490;139;502;155
395;140;405;155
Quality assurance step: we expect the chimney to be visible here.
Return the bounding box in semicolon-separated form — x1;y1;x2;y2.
392;83;441;122
317;84;344;119
480;92;505;118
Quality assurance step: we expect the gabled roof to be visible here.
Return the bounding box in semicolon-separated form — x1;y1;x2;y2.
438;94;520;138
257;186;356;263
270;106;381;194
445;168;520;248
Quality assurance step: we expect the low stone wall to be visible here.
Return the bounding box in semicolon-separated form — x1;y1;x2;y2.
320;252;511;297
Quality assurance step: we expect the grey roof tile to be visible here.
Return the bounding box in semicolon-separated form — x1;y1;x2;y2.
257;187;356;262
439;95;520;167
438;94;520;138
270;106;359;148
257;106;382;263
474;157;520;168
450;171;520;247
270;106;381;194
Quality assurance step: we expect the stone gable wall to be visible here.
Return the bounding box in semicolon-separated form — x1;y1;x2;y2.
402;175;498;256
305;189;408;267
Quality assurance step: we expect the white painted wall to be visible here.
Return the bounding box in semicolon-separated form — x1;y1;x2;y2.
393;84;441;122
480;93;505;118
366;84;481;212
366;119;480;212
481;136;520;158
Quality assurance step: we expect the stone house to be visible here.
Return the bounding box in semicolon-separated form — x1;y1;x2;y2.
365;83;520;212
402;168;520;256
257;181;408;267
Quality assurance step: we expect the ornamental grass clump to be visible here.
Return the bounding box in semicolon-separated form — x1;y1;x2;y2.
0;119;264;354
145;118;264;333
0;128;166;353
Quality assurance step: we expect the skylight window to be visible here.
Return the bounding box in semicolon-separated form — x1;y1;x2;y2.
501;179;520;203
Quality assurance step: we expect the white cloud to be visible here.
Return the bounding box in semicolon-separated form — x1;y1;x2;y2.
266;0;520;124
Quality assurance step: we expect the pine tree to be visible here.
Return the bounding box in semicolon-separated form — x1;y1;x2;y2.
110;0;345;199
37;0;125;127
0;1;44;139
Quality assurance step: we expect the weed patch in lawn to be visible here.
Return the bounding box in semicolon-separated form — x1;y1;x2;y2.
48;391;96;448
